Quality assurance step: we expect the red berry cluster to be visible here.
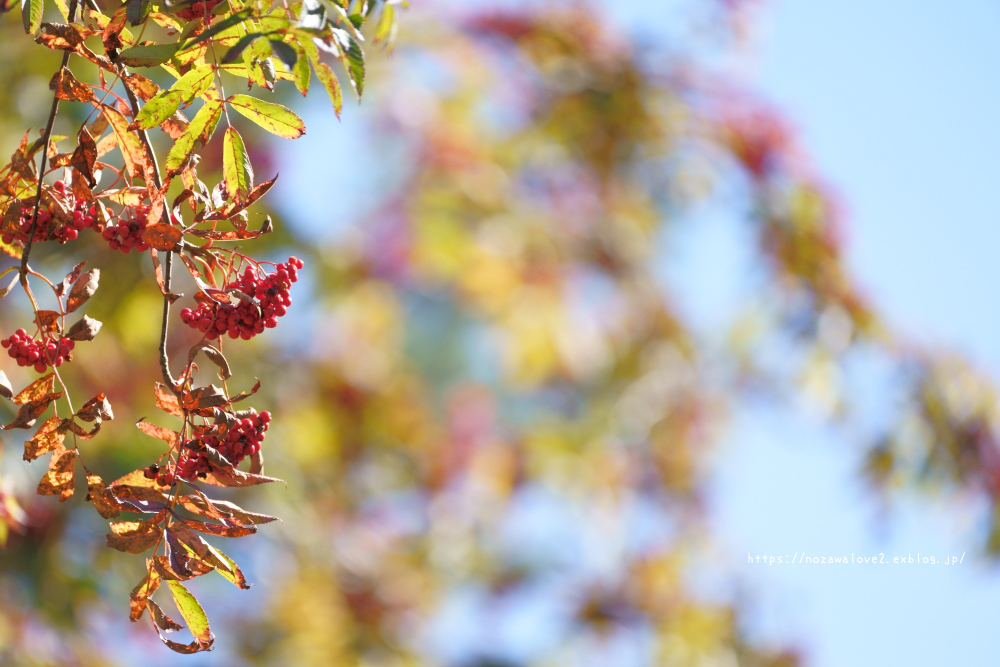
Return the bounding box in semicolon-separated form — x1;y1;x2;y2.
174;0;221;21
179;257;303;340
2;329;74;373
100;205;151;253
1;181;97;246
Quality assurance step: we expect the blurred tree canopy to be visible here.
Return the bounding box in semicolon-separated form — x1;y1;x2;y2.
2;1;999;665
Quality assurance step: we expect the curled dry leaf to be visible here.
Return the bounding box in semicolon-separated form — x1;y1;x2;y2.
67;268;99;312
67;315;103;341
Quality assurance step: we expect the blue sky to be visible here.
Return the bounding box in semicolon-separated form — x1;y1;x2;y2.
275;1;1000;664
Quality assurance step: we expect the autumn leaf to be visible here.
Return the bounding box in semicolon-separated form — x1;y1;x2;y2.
36;445;76;501
141;223;183;251
166;100;222;176
227;94;305;139
222;127;253;202
165;580;213;648
67;268;99;312
23;416;64;461
13;374;55;405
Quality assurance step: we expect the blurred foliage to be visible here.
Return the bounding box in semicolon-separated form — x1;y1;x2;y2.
0;1;998;665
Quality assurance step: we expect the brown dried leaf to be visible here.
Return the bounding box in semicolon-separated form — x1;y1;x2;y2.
23;416;64;461
123;73;160;102
184;385;228;410
67;268;99;312
141;223;183;251
13;374;55;405
49;67;95;103
189;343;231;380
148;598;185;633
136;419;179;445
56;261;86;298
34;310;61;333
36;446;76;501
202;468;283;488
67;315;102;341
130;566;161;622
155;383;183;416
6;391;63;430
85;468;122;519
179;519;255;538
71;126;97;187
77;393;113;422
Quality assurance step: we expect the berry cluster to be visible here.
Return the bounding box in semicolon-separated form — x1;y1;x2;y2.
2;329;74;373
179;257;303;340
174;0;221;21
1;181;98;246
100;205;151;253
144;411;271;485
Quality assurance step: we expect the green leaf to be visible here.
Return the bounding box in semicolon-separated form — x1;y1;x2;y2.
126;0;153;26
222;126;253;201
165;580;213;648
21;0;43;35
221;32;275;64
312;60;342;119
290;42;310;95
337;32;365;99
118;42;180;67
374;3;395;46
228;94;305;139
269;39;297;69
180;8;255;49
171;64;216;105
166;99;223;175
131;90;184;131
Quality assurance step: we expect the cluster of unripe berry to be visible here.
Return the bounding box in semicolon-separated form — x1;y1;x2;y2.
179;257;303;340
143;411;271;485
1;181;97;246
100;205;151;253
1;330;74;373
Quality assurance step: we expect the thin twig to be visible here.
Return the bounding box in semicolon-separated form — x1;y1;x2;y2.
116;63;180;394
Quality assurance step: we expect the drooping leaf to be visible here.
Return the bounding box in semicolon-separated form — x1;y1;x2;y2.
36;445;76;501
23;416;64;461
130;567;161;621
222;126;253;202
180;8;254;49
166;100;223;176
227;94;305;139
165;580;213;648
311;59;342;119
21;0;43;35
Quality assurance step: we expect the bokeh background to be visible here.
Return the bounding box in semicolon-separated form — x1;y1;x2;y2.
1;0;1000;665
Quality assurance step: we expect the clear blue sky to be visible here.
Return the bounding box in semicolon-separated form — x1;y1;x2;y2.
275;1;1000;665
